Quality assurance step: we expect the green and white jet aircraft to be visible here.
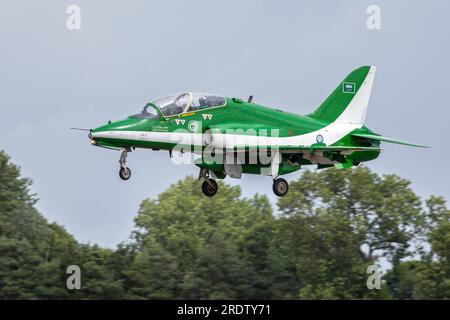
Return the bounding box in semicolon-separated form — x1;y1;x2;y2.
74;66;427;197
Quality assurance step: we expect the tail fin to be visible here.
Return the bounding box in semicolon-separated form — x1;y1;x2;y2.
308;66;376;125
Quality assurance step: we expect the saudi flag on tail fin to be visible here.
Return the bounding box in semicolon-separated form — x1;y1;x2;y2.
308;66;376;125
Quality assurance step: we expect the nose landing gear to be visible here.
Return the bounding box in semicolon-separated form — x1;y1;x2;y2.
119;149;132;181
119;166;131;180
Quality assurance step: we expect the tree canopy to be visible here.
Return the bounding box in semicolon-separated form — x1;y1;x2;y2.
0;149;448;299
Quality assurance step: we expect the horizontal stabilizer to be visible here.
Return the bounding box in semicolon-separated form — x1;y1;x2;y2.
352;133;429;148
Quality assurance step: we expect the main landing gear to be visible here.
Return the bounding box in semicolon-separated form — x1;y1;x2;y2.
199;168;218;197
198;169;289;198
272;178;289;197
119;149;132;181
202;179;218;197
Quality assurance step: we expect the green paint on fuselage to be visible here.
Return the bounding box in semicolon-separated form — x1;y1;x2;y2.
91;96;380;176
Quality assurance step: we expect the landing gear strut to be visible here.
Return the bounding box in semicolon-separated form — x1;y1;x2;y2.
118;149;131;181
273;178;289;197
199;168;218;197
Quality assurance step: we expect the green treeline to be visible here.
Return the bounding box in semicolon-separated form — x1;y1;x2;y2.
0;150;449;299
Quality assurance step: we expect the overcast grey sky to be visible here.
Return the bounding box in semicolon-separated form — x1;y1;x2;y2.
0;0;448;248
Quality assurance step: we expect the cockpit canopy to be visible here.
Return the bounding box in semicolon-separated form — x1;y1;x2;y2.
133;92;226;119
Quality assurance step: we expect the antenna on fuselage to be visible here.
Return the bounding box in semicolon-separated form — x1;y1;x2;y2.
247;95;253;103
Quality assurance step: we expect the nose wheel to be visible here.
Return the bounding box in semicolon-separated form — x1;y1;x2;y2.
118;149;132;181
273;178;289;197
119;166;131;180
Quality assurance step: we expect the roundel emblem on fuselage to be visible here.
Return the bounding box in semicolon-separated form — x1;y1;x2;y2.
316;134;324;144
188;120;199;133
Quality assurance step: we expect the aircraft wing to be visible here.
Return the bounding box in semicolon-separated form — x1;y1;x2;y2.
351;133;430;148
233;145;382;153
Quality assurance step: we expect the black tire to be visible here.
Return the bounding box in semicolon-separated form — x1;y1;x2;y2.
273;178;289;197
119;167;131;180
201;179;218;197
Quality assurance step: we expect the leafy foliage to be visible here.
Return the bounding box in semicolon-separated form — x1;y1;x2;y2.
0;150;448;299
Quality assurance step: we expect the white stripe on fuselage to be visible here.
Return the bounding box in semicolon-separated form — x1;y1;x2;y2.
92;122;361;149
92;66;376;149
